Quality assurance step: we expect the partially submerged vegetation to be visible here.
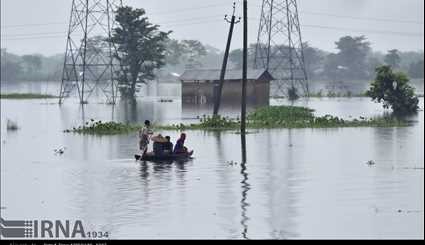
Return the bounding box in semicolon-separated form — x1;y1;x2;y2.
66;105;408;135
0;93;58;99
160;106;406;130
367;66;420;115
64;120;139;135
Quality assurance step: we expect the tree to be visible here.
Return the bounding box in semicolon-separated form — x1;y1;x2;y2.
110;6;170;99
1;50;23;81
229;49;243;69
0;59;22;82
164;39;186;66
366;65;419;115
303;42;326;80
324;36;371;80
21;55;42;74
366;55;384;79
384;49;401;68
180;40;207;68
408;60;424;78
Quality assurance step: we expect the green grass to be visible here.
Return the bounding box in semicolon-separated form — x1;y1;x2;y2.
66;106;409;135
0;93;58;99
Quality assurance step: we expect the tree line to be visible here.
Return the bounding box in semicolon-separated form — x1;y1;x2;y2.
1;6;423;90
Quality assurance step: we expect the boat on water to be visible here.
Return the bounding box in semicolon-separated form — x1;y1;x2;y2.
135;151;194;162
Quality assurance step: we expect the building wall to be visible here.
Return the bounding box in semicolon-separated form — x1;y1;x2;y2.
182;80;270;106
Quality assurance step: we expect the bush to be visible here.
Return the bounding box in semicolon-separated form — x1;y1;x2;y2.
366;66;419;115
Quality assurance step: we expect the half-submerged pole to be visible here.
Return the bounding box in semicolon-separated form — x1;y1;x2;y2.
241;0;248;135
213;2;241;116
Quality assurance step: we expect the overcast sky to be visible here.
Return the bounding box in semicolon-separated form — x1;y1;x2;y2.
1;0;424;55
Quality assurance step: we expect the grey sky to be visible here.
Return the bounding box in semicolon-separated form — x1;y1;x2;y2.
1;0;424;55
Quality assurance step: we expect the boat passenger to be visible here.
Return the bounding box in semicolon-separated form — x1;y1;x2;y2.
164;136;174;154
174;133;189;154
152;134;168;156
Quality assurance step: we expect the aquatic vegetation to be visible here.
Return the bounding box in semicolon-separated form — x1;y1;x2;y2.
65;119;139;135
160;106;407;130
0;93;58;99
66;106;408;135
156;115;240;131
307;91;367;98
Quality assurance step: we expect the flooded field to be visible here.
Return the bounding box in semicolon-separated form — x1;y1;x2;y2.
1;81;424;239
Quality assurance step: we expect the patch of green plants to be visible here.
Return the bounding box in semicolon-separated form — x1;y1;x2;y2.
65;106;409;135
0;93;58;99
307;91;367;98
159;106;407;131
64;119;139;135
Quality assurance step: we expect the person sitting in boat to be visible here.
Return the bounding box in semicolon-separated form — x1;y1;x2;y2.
164;136;174;154
139;120;153;155
152;134;168;156
174;133;193;155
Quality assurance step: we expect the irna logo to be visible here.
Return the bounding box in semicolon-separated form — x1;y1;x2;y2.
1;217;87;239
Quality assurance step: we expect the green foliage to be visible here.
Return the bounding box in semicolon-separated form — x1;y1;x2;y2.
21;55;42;74
65;120;139;135
0;93;58;99
325;36;372;80
384;49;401;68
366;66;419;115
1;49;63;82
199;115;240;129
66;105;408;135
159;106;407;131
249;106;314;123
164;39;207;68
408;60;424;78
110;6;171;99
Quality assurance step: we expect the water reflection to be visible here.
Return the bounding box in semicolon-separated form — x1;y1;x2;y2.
240;134;250;239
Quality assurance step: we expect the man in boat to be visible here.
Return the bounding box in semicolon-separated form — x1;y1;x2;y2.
164;136;174;154
139;120;153;155
173;133;193;155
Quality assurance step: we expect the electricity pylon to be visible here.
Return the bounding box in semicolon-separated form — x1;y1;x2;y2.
254;0;309;97
59;0;122;104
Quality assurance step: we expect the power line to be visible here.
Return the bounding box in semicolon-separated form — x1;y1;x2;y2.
2;15;224;39
248;2;423;25
0;2;231;29
2;1;423;29
4;20;423;42
299;10;424;25
3;11;424;41
1;22;67;29
302;24;424;37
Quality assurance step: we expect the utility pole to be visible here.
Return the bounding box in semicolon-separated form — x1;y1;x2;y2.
241;0;248;136
213;2;241;116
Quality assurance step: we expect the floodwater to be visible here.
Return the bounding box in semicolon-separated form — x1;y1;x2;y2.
1;82;424;239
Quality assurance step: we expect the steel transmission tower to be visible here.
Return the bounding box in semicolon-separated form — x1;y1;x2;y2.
59;0;122;104
254;0;309;97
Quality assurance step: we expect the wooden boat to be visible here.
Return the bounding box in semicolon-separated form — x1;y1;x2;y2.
135;151;194;162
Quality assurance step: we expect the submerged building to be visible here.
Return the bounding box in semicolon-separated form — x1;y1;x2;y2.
179;69;273;106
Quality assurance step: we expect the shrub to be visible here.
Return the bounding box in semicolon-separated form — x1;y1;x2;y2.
366;66;419;115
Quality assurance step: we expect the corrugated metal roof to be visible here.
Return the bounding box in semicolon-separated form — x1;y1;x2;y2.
179;69;273;81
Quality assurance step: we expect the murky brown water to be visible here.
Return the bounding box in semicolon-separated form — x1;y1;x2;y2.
1;82;424;239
